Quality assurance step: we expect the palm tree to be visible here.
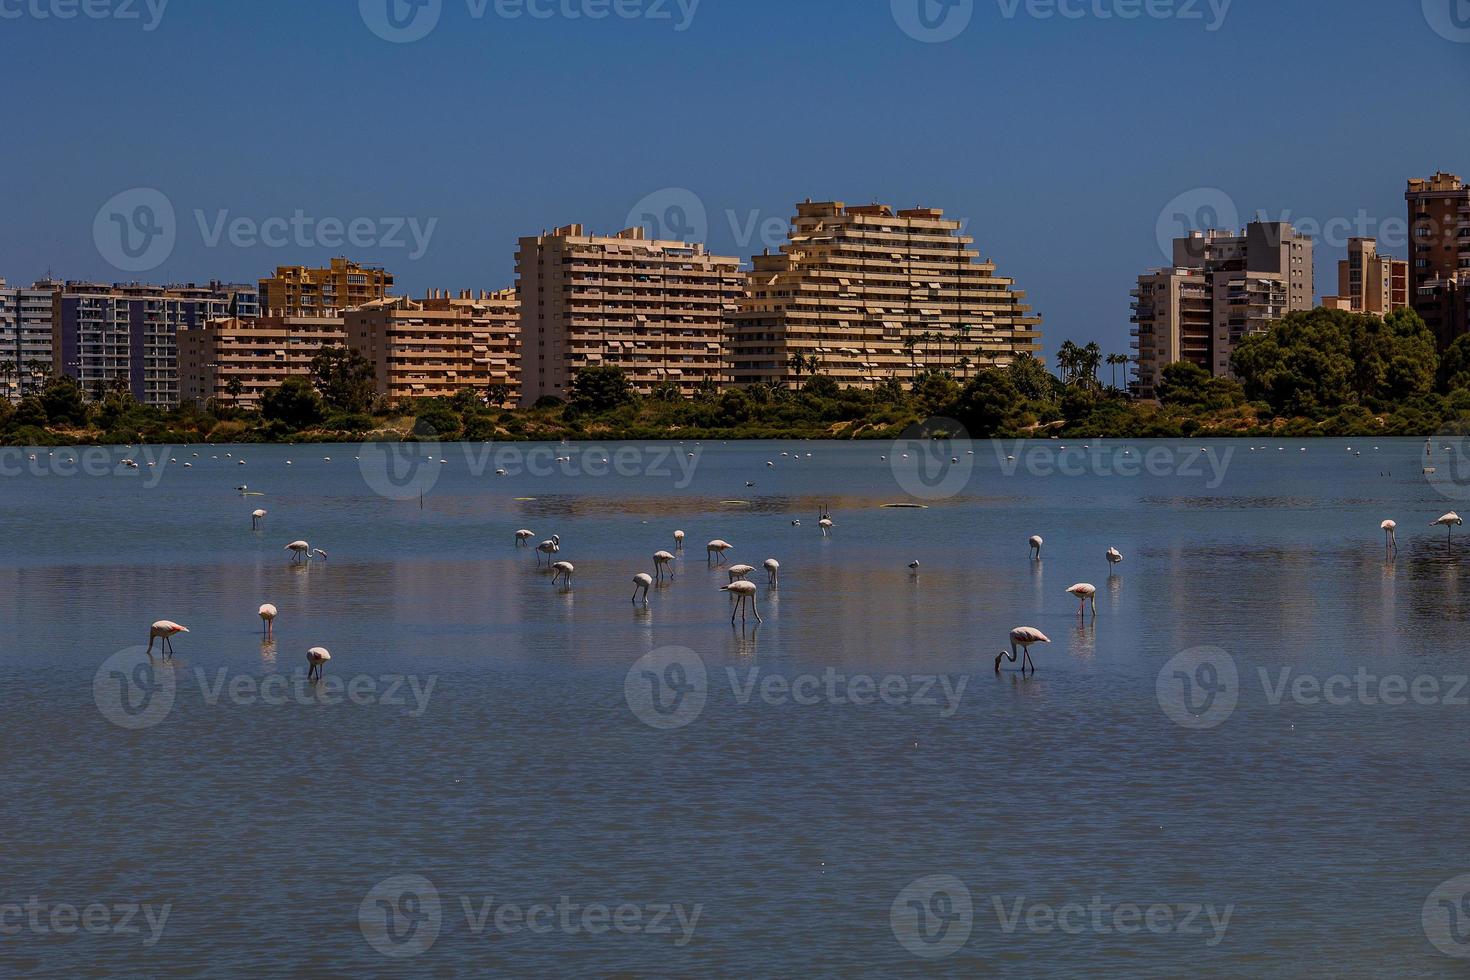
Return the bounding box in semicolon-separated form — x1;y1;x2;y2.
225;377;244;409
0;360;14;401
1056;340;1081;385
1081;343;1102;388
958;356;972;381
788;352;807;391
902;334;919;379
957;324;972;378
1105;352;1129;391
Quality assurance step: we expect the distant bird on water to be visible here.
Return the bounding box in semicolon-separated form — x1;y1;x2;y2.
1380;519;1397;555
258;603;277;637
674;529;685;550
515;529;535;546
148;620;188;659
720;580;763;625
995;627;1050;674
1431;512;1463;543
653;550;675;581
727;563;755;583
536;535;561;565
551;561;575;588
306;647;331;681
1106;547;1123;572
1029;535;1043;559
1066;583;1097;616
285;540;311;564
707;539;733;564
632;572;653;605
251;509;267;529
764;558;780;585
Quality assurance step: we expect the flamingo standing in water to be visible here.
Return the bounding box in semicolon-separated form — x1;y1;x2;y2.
819;517;834;536
1029;535;1043;559
721;580;763;625
727;564;755;583
251;509;267;529
285;540;311;564
515;529;535;546
674;530;685;550
1431;512;1463;543
258;603;277;637
1106;547;1123;573
536;535;561;565
764;558;780;585
1381;520;1397;555
995;627;1050;674
148;620;188;659
306;647;331;681
632;572;653;605
551;561;575;588
653;550;675;581
1066;583;1097;616
707;539;733;564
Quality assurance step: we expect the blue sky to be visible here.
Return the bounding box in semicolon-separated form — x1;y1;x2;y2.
1;0;1467;358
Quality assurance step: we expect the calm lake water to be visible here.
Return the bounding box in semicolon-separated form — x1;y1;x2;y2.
3;436;1470;977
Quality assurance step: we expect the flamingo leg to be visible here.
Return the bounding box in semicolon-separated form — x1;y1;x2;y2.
1090;595;1097;616
753;601;763;624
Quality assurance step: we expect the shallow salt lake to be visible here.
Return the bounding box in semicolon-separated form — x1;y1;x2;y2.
2;437;1469;976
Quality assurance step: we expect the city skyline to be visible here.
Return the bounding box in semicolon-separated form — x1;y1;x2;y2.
1;0;1466;360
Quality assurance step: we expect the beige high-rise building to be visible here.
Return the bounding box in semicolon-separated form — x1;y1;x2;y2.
1323;238;1409;315
260;258;394;316
727;201;1042;388
344;291;521;405
1405;171;1470;347
516;225;743;404
1132;221;1313;396
1129;268;1210;399
177;314;347;410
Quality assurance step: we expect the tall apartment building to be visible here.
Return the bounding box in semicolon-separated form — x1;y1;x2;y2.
1132;221;1313;397
0;278;60;402
53;281;260;406
177;314;348;410
1322;238;1409;315
727;201;1042;388
259;258;394;316
516;225;743;403
1405;171;1470;347
344;290;521;405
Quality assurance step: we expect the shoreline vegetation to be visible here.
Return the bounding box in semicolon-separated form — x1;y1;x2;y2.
6;308;1470;446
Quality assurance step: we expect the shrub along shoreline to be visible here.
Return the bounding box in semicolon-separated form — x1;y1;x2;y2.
6;307;1470;446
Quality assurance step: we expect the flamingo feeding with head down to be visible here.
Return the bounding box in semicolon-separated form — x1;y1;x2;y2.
674;530;685;550
148;620;188;659
306;647;331;681
721;580;762;625
258;603;277;637
653;551;675;581
764;558;780;585
551;561;575;588
632;572;653;605
1381;520;1397;555
1431;512;1462;543
515;529;535;546
995;627;1050;674
707;539;733;564
285;541;311;564
727;564;755;583
1106;547;1123;573
1066;583;1097;616
1029;535;1043;559
251;509;267;529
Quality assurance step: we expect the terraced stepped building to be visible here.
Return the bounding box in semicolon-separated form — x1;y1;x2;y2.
727;201;1043;388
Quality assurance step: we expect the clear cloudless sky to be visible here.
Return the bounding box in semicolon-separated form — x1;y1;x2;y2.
1;0;1467;360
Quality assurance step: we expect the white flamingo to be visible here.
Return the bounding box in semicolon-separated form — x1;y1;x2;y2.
1029;535;1043;559
551;560;575;588
764;558;780;585
1431;512;1463;543
148;620;188;659
306;647;331;681
653;550;675;581
1066;583;1097;616
515;529;535;546
285;540;311;564
727;563;755;583
251;508;267;529
819;517;834;536
707;539;733;564
632;572;653;605
674;530;685;550
720;580;762;625
536;535;561;565
1106;547;1123;572
258;603;277;637
1380;519;1397;555
995;627;1050;674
